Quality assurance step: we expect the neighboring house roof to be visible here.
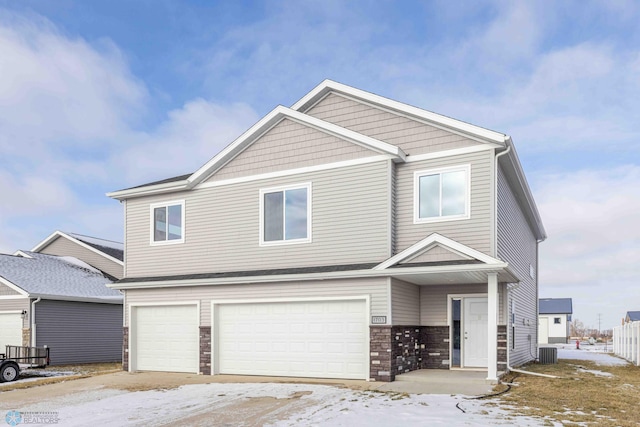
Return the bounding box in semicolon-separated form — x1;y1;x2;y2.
30;231;124;264
0;252;122;301
539;298;573;314
104;80;545;241
626;311;640;321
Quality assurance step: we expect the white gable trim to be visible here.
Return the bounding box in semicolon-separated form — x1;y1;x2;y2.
12;250;33;258
0;276;29;297
189;106;405;185
373;233;502;270
31;231;124;266
292;80;509;145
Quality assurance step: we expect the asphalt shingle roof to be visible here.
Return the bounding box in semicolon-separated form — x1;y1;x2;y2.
539;298;573;314
0;252;121;300
627;311;640;321
67;233;124;261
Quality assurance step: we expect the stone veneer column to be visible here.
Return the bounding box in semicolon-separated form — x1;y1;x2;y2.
497;325;507;373
200;327;212;375
122;326;129;371
391;327;423;377
369;326;393;381
22;328;31;347
422;326;450;369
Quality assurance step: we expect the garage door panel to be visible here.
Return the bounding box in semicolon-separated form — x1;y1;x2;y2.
0;313;23;350
218;300;367;379
133;305;198;373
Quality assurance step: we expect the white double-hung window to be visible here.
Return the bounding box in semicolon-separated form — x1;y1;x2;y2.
414;165;470;223
150;200;185;245
260;183;311;245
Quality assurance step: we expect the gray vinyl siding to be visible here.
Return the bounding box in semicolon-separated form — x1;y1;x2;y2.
125;161;390;278
35;300;123;365
123;277;389;327
419;284;505;326
39;238;123;279
497;164;538;367
390;279;420;325
0;298;30;328
206;118;376;183
395;149;494;256
0;282;21;296
306;93;481;155
402;245;468;264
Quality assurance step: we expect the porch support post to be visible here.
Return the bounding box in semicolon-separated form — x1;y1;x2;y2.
487;272;498;381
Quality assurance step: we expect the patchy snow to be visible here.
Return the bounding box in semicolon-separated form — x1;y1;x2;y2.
0;369;76;388
58;256;103;274
556;346;628;366
576;368;614;377
2;383;554;426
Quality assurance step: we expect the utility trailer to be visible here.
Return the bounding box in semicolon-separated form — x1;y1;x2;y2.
0;345;50;383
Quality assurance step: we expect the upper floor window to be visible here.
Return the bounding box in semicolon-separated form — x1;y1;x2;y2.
260;183;311;245
150;200;185;245
414;165;470;223
554;317;561;324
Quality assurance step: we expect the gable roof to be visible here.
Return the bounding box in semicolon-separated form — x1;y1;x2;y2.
104;80;546;240
30;231;124;264
539;298;573;314
626;311;640;321
0;252;122;301
373;233;505;270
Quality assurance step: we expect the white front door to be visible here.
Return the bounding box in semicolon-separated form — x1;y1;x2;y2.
463;297;488;368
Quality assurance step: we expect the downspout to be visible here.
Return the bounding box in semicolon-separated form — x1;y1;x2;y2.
505;264;558;379
31;297;41;347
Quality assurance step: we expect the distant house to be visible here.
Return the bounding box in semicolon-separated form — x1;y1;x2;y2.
539;298;573;344
624;311;640;323
30;231;124;280
0;232;124;365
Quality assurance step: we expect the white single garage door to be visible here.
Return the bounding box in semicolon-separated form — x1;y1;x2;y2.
218;299;368;380
132;305;199;373
0;312;23;351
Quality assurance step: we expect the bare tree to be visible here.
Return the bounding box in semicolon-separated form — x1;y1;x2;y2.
571;318;586;338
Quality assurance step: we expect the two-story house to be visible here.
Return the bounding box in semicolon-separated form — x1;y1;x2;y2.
107;80;546;382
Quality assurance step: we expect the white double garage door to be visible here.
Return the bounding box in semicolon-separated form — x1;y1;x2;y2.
131;299;369;380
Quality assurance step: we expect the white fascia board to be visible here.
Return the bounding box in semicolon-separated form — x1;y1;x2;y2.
292;80;509;145
28;294;123;304
31;230;124;266
0;276;29;296
373;233;503;270
12;250;33;258
108;263;510;290
501;139;547;241
189;105;405;186
106;180;190;200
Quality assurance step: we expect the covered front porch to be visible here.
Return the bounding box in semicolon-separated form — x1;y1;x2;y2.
370;233;519;382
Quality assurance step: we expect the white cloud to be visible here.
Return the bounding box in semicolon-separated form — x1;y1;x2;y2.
536;165;640;328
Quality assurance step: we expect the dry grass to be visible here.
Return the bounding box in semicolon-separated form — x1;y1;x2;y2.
0;362;122;392
499;359;640;426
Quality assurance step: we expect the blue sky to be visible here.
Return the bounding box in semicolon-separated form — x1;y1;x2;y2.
0;1;638;330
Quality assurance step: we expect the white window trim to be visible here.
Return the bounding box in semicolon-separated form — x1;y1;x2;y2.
413;164;471;224
259;183;312;246
149;200;186;246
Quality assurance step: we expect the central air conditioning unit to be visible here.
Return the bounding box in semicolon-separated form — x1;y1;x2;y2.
538;346;558;364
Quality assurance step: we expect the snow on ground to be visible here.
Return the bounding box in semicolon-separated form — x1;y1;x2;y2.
555;343;628;366
0;369;76;389
575;367;614;377
6;383;553;427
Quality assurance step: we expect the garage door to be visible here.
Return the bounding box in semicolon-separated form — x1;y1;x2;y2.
218;299;368;380
0;312;23;351
132;305;198;373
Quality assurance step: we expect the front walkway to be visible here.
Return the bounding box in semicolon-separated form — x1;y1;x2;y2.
378;369;498;395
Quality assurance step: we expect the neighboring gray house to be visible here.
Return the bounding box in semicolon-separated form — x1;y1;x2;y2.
107;80;546;382
539;298;573;344
0;251;123;365
624;311;640;323
31;231;124;280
